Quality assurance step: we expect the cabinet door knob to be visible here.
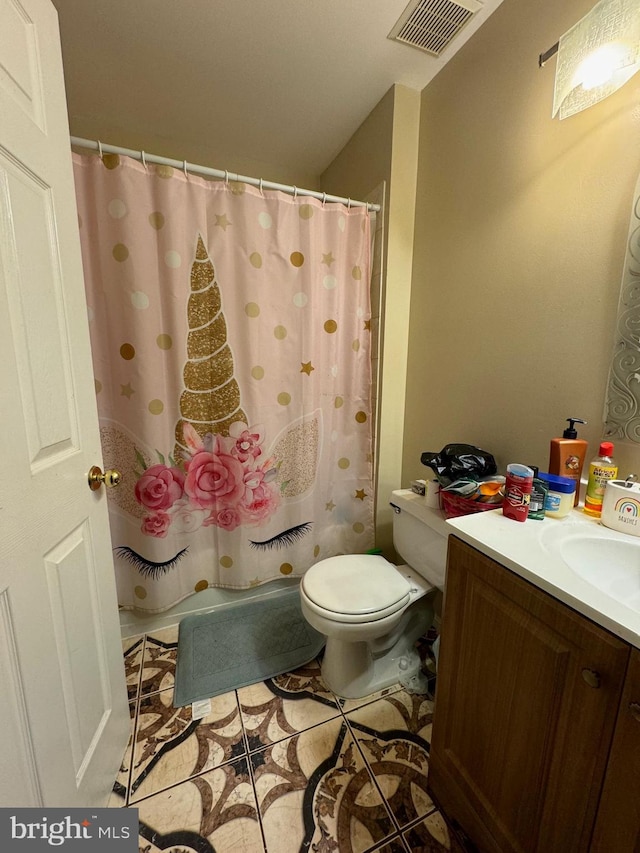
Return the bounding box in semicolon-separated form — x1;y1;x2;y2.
629;702;640;722
581;668;601;689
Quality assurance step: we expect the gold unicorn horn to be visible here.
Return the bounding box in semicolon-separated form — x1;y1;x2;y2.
174;235;248;458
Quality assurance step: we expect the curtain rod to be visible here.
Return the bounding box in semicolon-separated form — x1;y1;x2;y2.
70;137;380;213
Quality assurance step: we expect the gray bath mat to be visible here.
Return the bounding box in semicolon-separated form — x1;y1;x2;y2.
173;586;325;707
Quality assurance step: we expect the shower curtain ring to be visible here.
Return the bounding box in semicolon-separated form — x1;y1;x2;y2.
98;140;103;160
141;150;147;169
347;197;352;209
259;177;263;195
183;160;189;178
225;170;229;185
322;192;327;207
293;186;298;199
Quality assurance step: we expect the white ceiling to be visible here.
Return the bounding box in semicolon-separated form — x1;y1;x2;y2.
51;0;505;180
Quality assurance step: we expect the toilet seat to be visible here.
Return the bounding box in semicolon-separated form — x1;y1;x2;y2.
301;554;411;624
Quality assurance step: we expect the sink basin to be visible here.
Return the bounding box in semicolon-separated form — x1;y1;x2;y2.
558;535;640;611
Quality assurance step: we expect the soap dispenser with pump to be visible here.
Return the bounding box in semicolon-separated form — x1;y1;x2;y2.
548;418;588;507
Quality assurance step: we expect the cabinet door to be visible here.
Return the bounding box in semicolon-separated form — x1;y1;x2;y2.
590;648;640;852
429;536;629;853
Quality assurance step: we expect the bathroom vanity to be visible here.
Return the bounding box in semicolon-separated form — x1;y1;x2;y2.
429;510;640;853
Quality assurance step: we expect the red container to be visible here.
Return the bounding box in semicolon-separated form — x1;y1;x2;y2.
502;464;534;522
440;491;503;519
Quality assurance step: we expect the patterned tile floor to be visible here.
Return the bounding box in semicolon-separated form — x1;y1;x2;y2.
113;626;471;853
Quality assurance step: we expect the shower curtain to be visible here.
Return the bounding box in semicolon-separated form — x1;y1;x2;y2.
73;153;374;612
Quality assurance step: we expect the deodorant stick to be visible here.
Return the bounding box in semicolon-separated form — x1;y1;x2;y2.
502;464;534;522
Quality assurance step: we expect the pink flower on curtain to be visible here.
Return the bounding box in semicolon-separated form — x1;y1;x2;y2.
229;422;264;463
133;422;281;538
184;450;246;508
204;506;242;532
141;511;172;538
240;466;280;523
135;464;186;511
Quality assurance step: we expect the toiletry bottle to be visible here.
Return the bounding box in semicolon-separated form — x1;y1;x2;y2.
539;472;576;518
502;464;533;522
527;466;548;521
584;442;618;517
548;418;588;506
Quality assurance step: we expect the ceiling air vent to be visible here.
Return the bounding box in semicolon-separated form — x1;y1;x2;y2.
388;0;484;57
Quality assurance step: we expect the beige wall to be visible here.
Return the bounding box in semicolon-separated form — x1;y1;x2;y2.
405;0;640;485
68;119;320;190
323;84;421;554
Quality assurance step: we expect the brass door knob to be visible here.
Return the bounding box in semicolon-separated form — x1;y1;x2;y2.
581;668;601;689
88;465;121;491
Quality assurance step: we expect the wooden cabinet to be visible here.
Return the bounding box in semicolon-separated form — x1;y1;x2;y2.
590;648;640;852
429;536;632;853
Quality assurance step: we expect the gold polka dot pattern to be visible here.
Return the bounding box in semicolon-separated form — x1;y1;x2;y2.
102;153;120;170
113;243;129;262
148;211;165;230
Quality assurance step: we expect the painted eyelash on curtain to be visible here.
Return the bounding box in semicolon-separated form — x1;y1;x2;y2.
114;546;190;578
249;522;313;550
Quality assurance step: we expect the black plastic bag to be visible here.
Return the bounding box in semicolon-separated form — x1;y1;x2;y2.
420;443;497;487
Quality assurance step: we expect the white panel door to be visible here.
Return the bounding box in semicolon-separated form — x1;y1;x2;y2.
0;0;129;806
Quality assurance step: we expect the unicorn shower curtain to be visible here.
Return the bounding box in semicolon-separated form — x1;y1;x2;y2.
73;153;374;612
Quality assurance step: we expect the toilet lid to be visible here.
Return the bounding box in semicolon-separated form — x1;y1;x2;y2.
302;554;411;618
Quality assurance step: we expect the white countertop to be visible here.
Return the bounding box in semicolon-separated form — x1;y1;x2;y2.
446;507;640;649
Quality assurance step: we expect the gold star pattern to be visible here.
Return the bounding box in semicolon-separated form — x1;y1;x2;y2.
321;252;335;266
215;213;231;231
300;361;315;375
120;382;135;398
355;489;367;501
325;500;336;511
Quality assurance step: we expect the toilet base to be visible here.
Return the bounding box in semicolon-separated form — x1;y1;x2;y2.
320;596;434;699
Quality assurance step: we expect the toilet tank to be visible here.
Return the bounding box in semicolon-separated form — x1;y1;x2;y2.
390;489;449;589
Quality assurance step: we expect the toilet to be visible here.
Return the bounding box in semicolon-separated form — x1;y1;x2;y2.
300;488;449;698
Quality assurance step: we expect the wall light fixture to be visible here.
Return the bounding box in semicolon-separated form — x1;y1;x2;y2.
539;0;640;119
